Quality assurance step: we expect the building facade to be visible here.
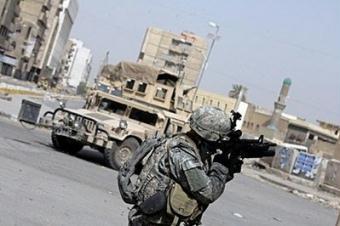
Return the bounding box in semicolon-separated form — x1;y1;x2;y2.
138;27;208;87
61;38;92;88
0;0;20;76
7;0;53;81
0;0;78;85
45;0;78;83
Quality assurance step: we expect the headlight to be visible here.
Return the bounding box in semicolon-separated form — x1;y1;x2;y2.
119;120;128;130
74;121;81;130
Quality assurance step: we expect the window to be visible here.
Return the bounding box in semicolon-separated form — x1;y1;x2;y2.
195;96;198;103
202;97;205;105
155;87;167;100
209;99;213;105
98;84;109;93
177;126;183;132
110;88;122;96
217;101;220;107
138;52;145;60
98;99;127;115
157;74;177;87
129;108;158;126
26;27;32;39
126;79;135;90
137;82;147;93
308;134;314;140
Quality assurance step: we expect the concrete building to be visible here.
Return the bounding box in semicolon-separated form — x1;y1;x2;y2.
6;0;53;81
284;118;339;158
193;89;236;113
0;0;77;85
61;38;92;88
0;0;20;76
138;27;208;87
34;0;63;80
44;0;78;83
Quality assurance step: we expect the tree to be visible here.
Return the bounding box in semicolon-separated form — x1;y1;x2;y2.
228;84;247;102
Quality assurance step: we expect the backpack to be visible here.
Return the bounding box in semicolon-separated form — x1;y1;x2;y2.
118;136;164;204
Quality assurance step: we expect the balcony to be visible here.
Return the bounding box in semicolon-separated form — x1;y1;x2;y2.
14;5;21;17
38;13;48;28
42;0;52;10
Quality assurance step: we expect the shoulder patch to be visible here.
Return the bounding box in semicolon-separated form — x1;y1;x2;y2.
168;136;197;158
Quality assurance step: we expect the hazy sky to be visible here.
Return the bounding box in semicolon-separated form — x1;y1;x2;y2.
70;0;340;124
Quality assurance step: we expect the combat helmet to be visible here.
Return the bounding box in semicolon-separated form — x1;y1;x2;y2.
189;106;232;142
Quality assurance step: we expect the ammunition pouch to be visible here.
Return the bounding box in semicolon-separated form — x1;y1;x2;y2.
139;191;167;215
167;183;200;219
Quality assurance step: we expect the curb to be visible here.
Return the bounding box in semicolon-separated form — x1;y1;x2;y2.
259;174;303;192
0;111;15;120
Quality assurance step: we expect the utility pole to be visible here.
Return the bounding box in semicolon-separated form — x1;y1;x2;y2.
192;21;220;101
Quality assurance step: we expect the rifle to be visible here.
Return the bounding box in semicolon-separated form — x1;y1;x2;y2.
218;130;276;159
217;111;276;159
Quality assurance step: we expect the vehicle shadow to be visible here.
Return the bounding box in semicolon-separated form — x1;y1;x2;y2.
48;143;114;170
76;148;107;167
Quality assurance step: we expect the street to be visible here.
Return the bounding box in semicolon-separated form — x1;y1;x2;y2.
0;117;337;226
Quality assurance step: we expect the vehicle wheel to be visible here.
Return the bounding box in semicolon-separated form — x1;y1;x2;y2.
104;137;139;170
51;131;83;155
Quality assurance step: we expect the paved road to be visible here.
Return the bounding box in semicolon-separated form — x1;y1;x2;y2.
0;118;338;226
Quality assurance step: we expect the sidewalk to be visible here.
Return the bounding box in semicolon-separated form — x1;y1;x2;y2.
242;165;340;210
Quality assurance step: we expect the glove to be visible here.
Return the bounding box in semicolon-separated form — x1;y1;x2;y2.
226;157;243;174
213;153;243;175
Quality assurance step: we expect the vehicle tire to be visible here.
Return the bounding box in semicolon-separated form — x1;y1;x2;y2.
51;131;83;155
104;137;139;170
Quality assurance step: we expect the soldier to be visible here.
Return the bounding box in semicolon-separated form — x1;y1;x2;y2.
118;106;243;226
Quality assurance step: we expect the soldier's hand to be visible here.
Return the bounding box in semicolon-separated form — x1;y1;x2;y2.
225;157;243;174
213;154;243;175
213;152;228;166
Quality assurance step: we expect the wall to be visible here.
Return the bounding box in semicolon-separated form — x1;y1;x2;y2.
323;159;340;191
192;89;236;113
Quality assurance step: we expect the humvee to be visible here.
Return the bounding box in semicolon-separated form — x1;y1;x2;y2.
50;61;193;169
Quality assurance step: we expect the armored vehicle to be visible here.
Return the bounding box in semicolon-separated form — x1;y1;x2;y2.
50;62;193;169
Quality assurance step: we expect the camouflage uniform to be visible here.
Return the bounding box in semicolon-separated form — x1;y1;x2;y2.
120;106;236;226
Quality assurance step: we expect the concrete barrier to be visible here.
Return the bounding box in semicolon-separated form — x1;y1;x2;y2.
271;147;299;174
292;152;321;180
322;160;340;194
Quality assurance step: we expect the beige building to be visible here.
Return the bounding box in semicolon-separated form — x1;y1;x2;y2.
138;27;208;87
242;103;340;158
6;0;52;81
0;0;20;75
43;0;78;84
2;0;77;84
192;89;237;113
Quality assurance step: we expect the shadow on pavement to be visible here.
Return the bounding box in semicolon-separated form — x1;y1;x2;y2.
48;144;113;170
76;148;106;167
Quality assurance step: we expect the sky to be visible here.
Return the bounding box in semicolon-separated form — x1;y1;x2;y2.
70;0;340;125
